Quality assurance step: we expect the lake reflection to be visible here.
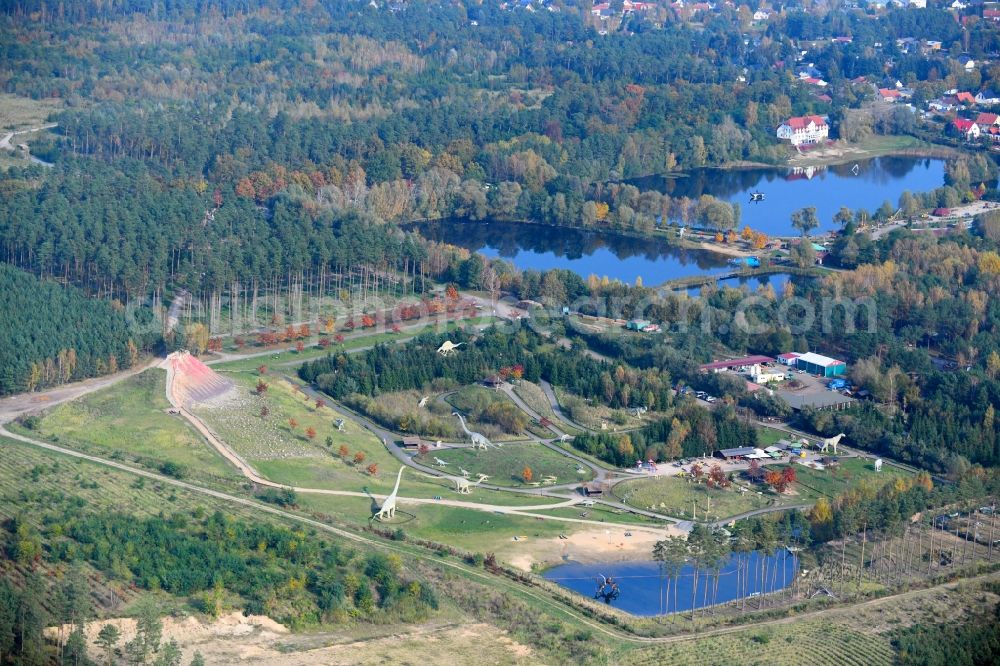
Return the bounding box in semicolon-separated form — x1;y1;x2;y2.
544;550;799;616
632;157;951;236
414;220;732;285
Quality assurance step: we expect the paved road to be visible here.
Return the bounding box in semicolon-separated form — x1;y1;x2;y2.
538;379;593;433
10;422;978;645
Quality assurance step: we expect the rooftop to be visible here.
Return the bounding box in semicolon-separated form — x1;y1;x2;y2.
700;355;775;371
796;352;844;367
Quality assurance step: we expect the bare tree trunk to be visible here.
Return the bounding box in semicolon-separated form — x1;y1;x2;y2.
857;523;867;594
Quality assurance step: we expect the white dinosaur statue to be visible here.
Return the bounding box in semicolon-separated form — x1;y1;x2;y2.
820;433;846;454
334;418;345;432
433;457;451;466
375;467;405;521
436;340;464;356
874;458;883;472
418;396;429;407
454;412;492;449
451;473;491;495
459;468;471;478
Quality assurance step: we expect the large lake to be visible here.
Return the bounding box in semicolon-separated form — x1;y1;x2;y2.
632;156;947;236
416;157;950;285
544;550;799;616
415;220;733;285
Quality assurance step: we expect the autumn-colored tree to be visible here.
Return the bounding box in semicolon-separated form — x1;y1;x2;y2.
510;364;524;380
522;466;533;483
391;323;402;333
708;464;730;488
714;231;724;243
353;452;366;465
299;323;310;338
418;443;429;455
366;463;378;476
764;469;782;492
284;325;296;342
691;462;704;481
305;427;317;440
594;201;610;221
255;379;269;395
296;341;305;353
338;445;349;459
781;466;796;488
257;365;267;375
445;285;459;300
318;337;331;348
259;405;270;419
288;418;299;430
361;314;376;328
335;333;345;344
315;399;325;410
233;336;246;349
207;337;223;352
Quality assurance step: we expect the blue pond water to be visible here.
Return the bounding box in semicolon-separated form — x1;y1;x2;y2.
633;156;948;236
544;550;799;616
684;273;792;297
414;220;732;286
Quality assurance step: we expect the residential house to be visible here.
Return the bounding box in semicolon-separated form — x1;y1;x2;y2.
975;112;1000;131
879;87;902;102
753;9;770;20
958;54;976;70
957;91;976;104
976;89;1000;105
776;115;829;146
985;8;1000;20
953;117;981;140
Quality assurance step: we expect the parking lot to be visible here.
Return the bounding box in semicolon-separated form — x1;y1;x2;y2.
773;371;854;410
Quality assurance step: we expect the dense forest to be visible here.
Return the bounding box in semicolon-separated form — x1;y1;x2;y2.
0;263;155;395
0;503;438;633
3;0;1000;304
572;405;758;467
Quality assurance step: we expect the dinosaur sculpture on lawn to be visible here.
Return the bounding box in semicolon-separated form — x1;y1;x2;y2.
820;433;846;454
454;412;493;449
375;467;404;521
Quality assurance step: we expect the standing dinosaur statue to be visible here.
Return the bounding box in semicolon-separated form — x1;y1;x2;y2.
450;472;491;494
820;433;846;454
453;412;493;449
375;467;405;521
436;341;464;356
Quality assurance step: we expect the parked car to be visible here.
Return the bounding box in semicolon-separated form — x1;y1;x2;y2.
706;396;717;403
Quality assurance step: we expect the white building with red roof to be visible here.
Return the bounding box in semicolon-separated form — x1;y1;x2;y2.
776;115;829;146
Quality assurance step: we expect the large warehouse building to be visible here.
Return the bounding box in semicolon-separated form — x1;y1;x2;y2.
794;352;846;377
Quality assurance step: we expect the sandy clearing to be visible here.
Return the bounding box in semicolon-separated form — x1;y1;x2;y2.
51;613;535;665
502;527;668;571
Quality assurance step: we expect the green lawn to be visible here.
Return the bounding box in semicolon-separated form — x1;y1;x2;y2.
211;318;492;373
615;475;772;522
777;457;912;502
17;369;237;479
295;493;574;554
195;371;411;494
422;442;594;487
530;505;665;526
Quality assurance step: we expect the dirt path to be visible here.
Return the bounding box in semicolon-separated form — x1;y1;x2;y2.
0;357;159;425
155;359;675;534
5;425;996;648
